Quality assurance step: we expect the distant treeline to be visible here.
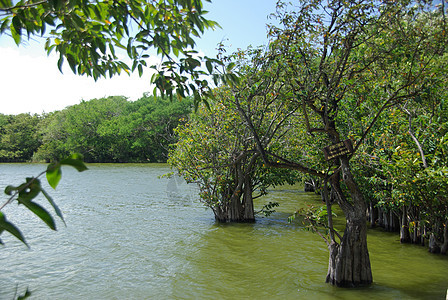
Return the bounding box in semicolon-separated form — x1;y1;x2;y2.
0;95;193;163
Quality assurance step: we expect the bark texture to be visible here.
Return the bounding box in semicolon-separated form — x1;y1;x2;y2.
326;157;373;287
326;217;372;287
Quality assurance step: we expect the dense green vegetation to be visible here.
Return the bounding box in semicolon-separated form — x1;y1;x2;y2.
0;95;193;163
168;0;448;288
356;77;448;254
0;113;41;162
169;86;300;222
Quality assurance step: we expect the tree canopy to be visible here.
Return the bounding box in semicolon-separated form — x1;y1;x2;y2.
168;86;300;222
0;95;193;163
0;0;221;103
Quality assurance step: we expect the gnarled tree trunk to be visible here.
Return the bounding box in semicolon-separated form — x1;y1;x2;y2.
326;214;372;287
326;157;373;287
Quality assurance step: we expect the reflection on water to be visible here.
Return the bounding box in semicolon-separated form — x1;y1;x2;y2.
0;163;447;299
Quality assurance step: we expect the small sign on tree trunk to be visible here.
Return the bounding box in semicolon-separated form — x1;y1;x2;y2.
323;139;353;161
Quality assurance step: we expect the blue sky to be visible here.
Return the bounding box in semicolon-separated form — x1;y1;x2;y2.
0;0;278;114
199;0;278;54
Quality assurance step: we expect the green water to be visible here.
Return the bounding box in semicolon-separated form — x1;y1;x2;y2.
0;164;446;299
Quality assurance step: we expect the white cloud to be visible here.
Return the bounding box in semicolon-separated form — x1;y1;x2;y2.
0;47;159;115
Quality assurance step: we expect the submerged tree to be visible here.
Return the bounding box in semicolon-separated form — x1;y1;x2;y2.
353;63;448;253
219;0;447;287
169;87;299;222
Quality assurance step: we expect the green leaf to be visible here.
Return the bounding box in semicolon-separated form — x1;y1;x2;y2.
71;13;85;30
0;212;29;247
66;53;77;74
46;163;62;189
18;178;41;202
0;19;10;34
43;14;56;26
11;15;21;34
226;62;235;72
138;64;143;77
57;56;64;73
60;153;88;172
41;189;66;226
206;60;213;74
97;39;106;54
49;0;62;10
10;24;21;45
5;185;17;195
0;0;13;9
93;5;102;20
20;200;56;231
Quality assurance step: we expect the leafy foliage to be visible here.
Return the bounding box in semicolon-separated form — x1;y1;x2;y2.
0;0;222;104
353;62;448;248
0;96;192;163
0;114;41;162
257;201;280;217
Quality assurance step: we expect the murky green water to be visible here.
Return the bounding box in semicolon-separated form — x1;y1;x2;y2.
0;164;447;299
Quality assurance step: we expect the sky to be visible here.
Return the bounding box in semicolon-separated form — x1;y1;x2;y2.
0;0;279;115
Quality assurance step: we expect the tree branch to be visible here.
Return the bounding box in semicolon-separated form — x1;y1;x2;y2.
402;106;428;168
0;0;48;12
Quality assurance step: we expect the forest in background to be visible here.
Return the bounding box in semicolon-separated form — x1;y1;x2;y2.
0;95;192;163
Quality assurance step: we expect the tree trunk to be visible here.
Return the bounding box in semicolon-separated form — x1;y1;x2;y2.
304;181;315;192
429;233;441;254
242;176;255;222
420;224;426;246
389;211;394;231
392;211;400;231
378;207;384;227
326;211;372;287
326;157;373;287
400;207;411;243
213;205;227;223
440;221;448;255
383;210;389;231
228;193;243;222
213;169;255;223
412;222;418;244
368;200;377;228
